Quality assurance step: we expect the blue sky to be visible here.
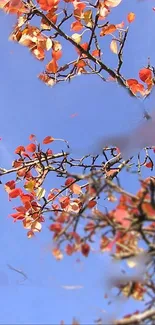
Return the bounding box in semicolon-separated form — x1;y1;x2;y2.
0;0;155;324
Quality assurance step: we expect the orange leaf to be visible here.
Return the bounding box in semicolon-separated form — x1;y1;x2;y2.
52;50;62;60
46;59;58;73
92;49;101;57
25;143;36;153
71;21;83;32
37;0;59;11
139;68;152;84
52;247;63;260
43;136;54;144
100;24;116;36
27;230;35;238
127;12;135;23
31;46;45;61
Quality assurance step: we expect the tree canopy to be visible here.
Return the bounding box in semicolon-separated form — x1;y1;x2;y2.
1;0;155;324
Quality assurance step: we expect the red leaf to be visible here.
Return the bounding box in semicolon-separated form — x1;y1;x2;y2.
59;196;70;209
5;180;16;192
46;149;53;155
26;143;36;153
113;208;131;227
65;177;75;186
29;134;36;141
9;188;22;199
49;222;62;233
43;136;55;144
145;161;153;169
15;145;25;154
10;212;25;220
65;244;74;255
88;200;97;208
81;243;90;257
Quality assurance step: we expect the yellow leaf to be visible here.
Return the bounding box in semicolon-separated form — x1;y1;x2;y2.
36;187;46;200
71;33;82;44
83;10;92;27
24;180;35;192
110;39;118;54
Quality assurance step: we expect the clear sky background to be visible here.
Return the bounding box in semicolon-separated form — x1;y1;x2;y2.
0;0;155;324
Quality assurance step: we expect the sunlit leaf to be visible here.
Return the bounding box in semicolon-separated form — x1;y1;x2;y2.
127;12;136;23
43;136;55;144
100;24;116;36
36;187;46;200
110;39;118;54
71;33;82;44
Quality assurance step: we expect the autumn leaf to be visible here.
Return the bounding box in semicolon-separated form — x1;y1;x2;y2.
59;196;70;209
46;59;58;73
52;247;63;260
88;200;97;208
9;188;22;199
37;0;59;11
71;21;83;32
105;0;122;7
49;223;62;233
100;24;116;36
83;10;92;27
43;136;55;144
52;50;62;60
81;243;90;257
36;187;46;200
70;183;82;195
127;12;135;23
71;33;82;44
113;208;131;227
145;161;153;169
24;180;36;192
25;143;36;153
92;49;101;57
15;145;25;154
139;68;152;84
27;230;35;238
110;39;118;54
